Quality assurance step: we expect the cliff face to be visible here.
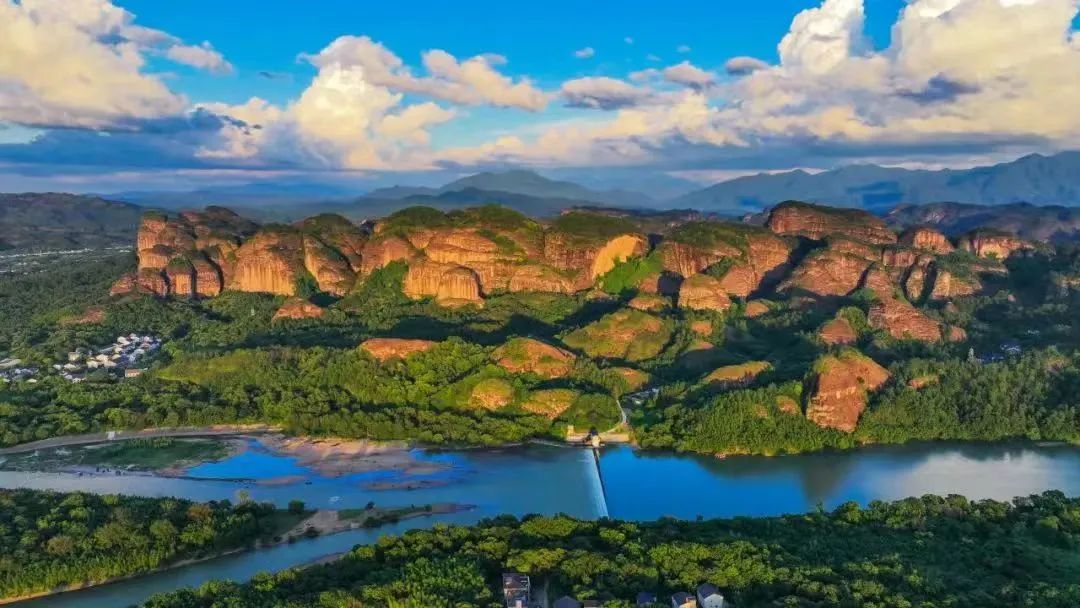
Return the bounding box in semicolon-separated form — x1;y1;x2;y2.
678;274;733;312
805;350;890;432
899;226;954;254
229;229;305;296
957;230;1030;259
402;259;483;306
780;247;872;298
818;316;858;345
867;297;943;342
544;231;647;286
767;201;897;245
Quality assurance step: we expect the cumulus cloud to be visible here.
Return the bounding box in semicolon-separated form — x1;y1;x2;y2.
574;47;596;59
443;0;1080;172
309;36;549;111
0;0;234;130
662;61;715;89
165;42;232;74
561;77;654;109
724;56;770;75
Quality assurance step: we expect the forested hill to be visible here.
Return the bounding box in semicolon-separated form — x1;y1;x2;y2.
0;193;142;251
141;492;1080;607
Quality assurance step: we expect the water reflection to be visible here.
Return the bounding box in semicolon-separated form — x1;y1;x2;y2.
598;442;1080;520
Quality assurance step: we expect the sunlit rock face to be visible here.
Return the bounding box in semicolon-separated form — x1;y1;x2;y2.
767;201;897;245
805;350;890;432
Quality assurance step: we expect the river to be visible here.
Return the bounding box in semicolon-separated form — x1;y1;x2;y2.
2;440;1079;607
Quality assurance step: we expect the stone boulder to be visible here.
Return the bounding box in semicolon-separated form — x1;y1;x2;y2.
805;350;890;432
273;297;326;321
360;338;437;362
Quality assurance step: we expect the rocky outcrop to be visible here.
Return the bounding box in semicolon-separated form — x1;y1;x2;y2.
899;226;953;254
165;258;196;298
507;265;576;294
562;309;673;362
818;317;858;345
360;235;418;275
628;293;669;312
403;259;483;307
229;228;305;296
468;378;515;410
658;224;793;297
704;361;771;388
273;297;326;321
543;232;647;284
360;338;437;362
521;389;578;418
767;201;897;245
303;236;354;296
780;248;872;298
957;230;1029;259
492;338;576;379
867;297;942;342
903;265;930;302
191;255;223;297
928;268;981;300
678;274;733;312
611;367;650;391
298;214;367;272
805;350;890;432
744;300;771;318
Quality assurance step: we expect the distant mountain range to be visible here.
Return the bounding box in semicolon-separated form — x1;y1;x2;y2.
366;169;657;208
0;193;142;251
884;202;1080;244
674;151;1080;212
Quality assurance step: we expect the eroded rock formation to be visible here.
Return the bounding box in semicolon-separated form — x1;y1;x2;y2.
678;274;733;312
899;226;954;254
805;350;890;432
492;337;576;379
767;201;897;245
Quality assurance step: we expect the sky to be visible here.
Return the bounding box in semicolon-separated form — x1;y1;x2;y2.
1;0;1079;195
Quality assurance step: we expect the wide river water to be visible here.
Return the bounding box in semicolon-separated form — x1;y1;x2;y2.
2;440;1079;607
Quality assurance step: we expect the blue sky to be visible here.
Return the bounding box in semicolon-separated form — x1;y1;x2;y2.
1;0;1078;194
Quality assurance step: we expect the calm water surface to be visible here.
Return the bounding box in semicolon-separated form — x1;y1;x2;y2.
2;440;1078;607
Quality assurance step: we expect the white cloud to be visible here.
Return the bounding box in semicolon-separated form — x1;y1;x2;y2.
624;37;634;44
165;42;232;75
676;44;692;54
662;61;715;89
574;47;596;59
309;36;549;111
0;0;234;130
561;77;654;109
778;0;866;73
724;56;770;75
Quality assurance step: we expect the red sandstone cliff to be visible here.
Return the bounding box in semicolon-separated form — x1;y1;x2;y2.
805;350;890;432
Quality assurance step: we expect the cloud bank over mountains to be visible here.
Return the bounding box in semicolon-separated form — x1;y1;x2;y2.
1;0;1079;187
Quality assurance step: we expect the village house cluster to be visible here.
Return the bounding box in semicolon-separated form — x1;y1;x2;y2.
52;333;161;383
503;574;726;608
0;357;37;384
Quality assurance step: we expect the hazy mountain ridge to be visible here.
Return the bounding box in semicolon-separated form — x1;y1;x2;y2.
675;151;1080;212
0;193;142;251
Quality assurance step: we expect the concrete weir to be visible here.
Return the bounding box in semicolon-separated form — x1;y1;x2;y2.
584;447;610;518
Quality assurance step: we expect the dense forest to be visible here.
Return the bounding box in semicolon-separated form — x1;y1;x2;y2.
141;491;1080;607
0;489;297;600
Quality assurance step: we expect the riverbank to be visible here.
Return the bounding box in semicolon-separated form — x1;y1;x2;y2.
0;502;471;606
